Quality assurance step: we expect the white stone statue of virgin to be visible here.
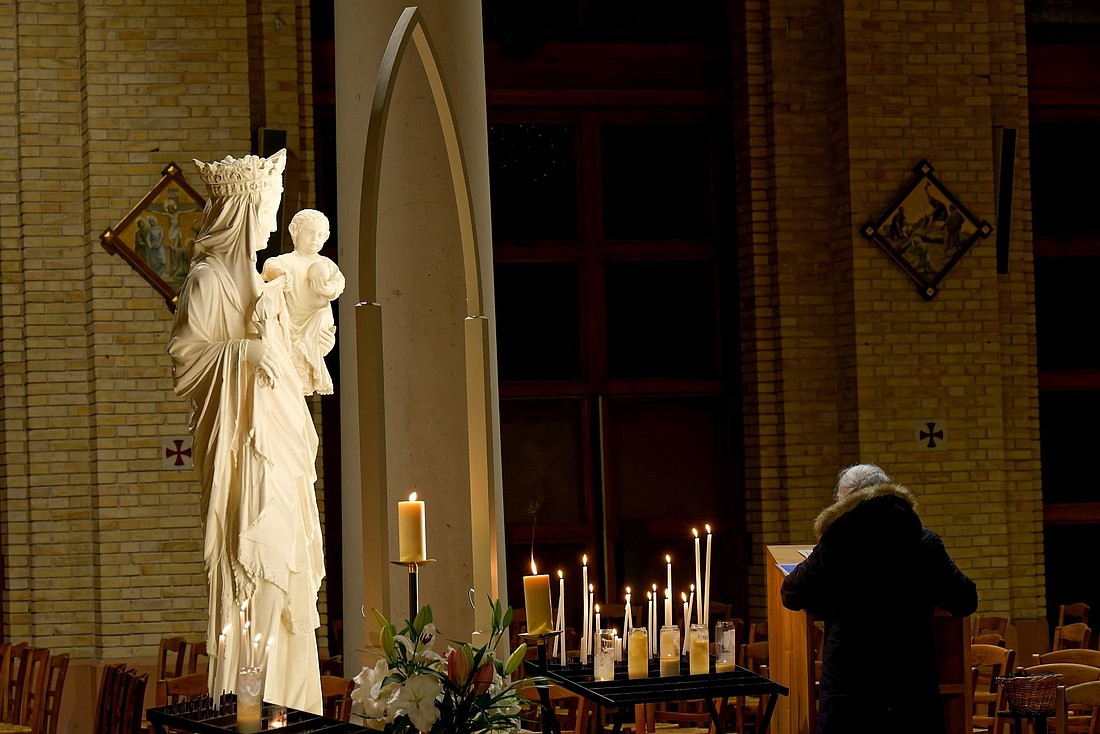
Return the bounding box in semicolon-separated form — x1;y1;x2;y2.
167;149;325;713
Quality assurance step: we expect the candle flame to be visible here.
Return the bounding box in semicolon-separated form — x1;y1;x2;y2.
652;583;657;592
706;523;711;534
253;632;262;645
583;554;587;565
222;623;233;635
693;527;699;538
647;591;652;600
682;591;688;602
666;554;671;564
589;583;594;592
626;586;631;594
409;491;417;501
595;604;600;613
558;569;563;579
665;588;671;599
531;558;538;575
690;583;695;592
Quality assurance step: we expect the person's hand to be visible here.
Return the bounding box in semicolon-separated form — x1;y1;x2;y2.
243;339;281;388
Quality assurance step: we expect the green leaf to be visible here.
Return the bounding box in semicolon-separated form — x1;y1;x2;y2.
380;624;395;659
413;604;433;633
371;607;390;631
503;644;526;675
501;605;513;630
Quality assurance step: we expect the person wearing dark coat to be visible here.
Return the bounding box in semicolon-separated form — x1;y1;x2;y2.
781;464;978;734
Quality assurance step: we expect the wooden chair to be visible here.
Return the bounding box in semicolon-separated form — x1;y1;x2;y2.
38;654;69;734
734;641;770;734
1025;661;1100;732
4;642;29;724
1055;623;1093;651
974;633;1007;647
186;641;208;676
17;647;50;734
1060;604;1091;628
94;664;149;734
155;637;188;683
971;643;1015;734
976;616;1009;639
519;682;591;734
155;672;208;707
1056;681;1100;734
320;675;355;722
747;621;768;645
1033;649;1100;669
319;654;344;677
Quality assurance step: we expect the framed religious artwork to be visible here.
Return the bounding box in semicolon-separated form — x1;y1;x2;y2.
100;162;206;311
861;159;992;301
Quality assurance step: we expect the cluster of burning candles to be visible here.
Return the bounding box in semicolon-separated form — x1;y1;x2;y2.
522;526;735;679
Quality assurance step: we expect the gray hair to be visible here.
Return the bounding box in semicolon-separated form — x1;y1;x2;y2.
835;463;890;501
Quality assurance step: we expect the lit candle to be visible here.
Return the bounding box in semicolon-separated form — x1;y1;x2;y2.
397;492;427;562
624;587;632;639
238;601;248;668
595;604;601;635
688;584;695;628
682;591;690;655
693;528;702;624
581;555;589;665
523;559;554;634
665;554;673;604
647;590;655;656
588;584;595;657
704;524;713;626
258;636;273;672
664;587;673;629
554;570;565;660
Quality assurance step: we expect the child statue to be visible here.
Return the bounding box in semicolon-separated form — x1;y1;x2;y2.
261;209;345;396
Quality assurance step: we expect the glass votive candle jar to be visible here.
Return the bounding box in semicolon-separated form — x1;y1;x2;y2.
688;623;710;675
659;625;680;677
627;628;649;679
268;704;288;728
714;620;737;673
236;667;263;734
594;629;616;681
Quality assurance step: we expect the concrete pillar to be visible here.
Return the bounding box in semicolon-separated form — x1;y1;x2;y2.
334;0;505;663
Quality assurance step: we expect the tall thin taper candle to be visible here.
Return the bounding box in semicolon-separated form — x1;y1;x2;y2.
704;524;713;626
588;585;595;657
595;604;601;636
693;528;702;624
664;587;672;629
554;570;565;660
581;555;589;664
665;555;672;605
682;591;690;655
688;584;695;628
647;590;655;656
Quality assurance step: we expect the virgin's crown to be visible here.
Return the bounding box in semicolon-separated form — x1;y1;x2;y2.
194;149;286;197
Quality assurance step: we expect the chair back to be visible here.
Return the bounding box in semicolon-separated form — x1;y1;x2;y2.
39;654;69;734
187;641;208;676
320;675;355;722
747;621;768;645
156;672;208;708
1056;681;1100;734
971;643;1016;733
518;682;591;734
1055;623;1093;651
1035;649;1100;669
18;648;50;732
94;664;149;734
156;637;188;682
319;655;344;677
1059;604;1091;628
1026;663;1100;686
4;642;29;723
977;615;1009;638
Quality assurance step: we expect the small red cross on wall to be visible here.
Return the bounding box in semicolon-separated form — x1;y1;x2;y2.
163;437;193;470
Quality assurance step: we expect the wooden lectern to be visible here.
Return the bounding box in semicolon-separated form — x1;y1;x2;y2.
766;545;972;734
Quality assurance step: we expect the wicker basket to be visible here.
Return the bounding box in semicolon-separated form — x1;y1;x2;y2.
997;673;1063;714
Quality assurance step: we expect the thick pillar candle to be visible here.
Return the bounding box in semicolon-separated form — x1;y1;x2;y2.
397;492;427;562
523;561;554;634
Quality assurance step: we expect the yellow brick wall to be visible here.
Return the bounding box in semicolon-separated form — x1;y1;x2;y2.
735;0;1043;622
0;0;320;666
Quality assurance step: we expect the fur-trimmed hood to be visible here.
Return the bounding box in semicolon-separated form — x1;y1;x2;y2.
813;482;918;539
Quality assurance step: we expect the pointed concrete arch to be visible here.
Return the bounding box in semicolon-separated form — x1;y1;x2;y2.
355;5;500;634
